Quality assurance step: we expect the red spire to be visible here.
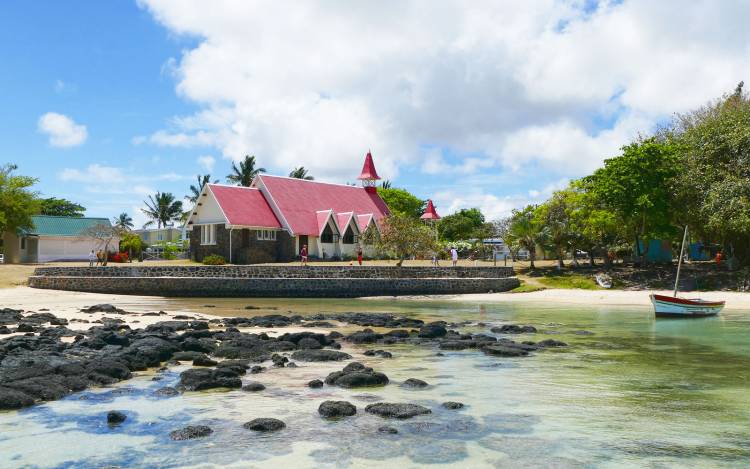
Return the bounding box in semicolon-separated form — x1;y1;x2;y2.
420;199;441;220
357;151;381;181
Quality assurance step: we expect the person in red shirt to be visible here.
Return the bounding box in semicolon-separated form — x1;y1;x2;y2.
357;246;363;266
300;244;308;265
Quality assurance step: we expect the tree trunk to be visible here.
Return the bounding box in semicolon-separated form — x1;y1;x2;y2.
589;251;595;267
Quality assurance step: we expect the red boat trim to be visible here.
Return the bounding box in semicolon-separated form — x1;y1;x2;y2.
651;294;725;307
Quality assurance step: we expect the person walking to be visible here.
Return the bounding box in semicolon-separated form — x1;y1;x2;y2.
450;247;458;267
357;246;363;266
88;250;96;267
300;244;308;265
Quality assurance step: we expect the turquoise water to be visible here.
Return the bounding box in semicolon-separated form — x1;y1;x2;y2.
1;298;750;468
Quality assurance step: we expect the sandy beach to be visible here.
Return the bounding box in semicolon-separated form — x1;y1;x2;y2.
450;288;750;310
3;286;749;328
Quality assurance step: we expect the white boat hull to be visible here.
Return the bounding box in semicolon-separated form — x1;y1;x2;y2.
650;294;724;317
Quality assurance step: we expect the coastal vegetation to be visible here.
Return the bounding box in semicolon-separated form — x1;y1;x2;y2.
39;197;86;217
0;164;39;235
504;83;750;269
360;214;436;267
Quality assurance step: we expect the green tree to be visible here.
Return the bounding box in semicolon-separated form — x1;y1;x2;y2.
113;212;134;230
0;164;39;234
141;192;183;229
437;208;485;241
119;231;144;260
227;155;265;186
379;180;392;189
39;197;85;217
671;83;750;266
582;138;679;263
360;214;436;267
504;205;548;269
289;167;314;180
534;192;574;269
377;187;425;219
188;174;218;205
567;181;627;268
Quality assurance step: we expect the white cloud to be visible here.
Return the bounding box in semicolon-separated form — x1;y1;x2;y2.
433;189;533;221
59;164;124;182
196;155;215;171
37;112;88;148
137;0;750;186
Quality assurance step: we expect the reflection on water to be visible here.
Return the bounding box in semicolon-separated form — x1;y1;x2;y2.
2;299;750;468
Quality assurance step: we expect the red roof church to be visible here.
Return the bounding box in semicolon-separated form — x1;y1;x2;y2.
187;152;390;263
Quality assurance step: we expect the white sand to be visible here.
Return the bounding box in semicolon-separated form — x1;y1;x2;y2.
448;288;750;310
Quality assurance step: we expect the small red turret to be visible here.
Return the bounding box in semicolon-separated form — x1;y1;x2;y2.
420;199;441;220
357;150;381;193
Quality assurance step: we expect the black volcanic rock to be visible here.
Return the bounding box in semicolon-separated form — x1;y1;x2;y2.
365;403;431;419
243;418;285;432
170;425;213;440
318;400;357;418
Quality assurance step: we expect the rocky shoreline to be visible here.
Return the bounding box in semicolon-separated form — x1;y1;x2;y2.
0;305;569;440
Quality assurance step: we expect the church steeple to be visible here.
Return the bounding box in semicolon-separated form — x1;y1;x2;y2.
357;151;381;190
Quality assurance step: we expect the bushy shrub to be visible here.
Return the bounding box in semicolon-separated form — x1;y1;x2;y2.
108;252;129;263
203;254;226;265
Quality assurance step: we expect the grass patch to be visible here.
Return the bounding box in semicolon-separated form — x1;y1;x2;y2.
509;281;546;293
536;273;601;290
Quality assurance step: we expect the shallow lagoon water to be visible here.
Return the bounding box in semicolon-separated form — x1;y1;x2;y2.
1;298;750;468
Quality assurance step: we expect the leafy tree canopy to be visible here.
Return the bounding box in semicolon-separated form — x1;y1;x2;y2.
377;187;425;219
39;197;85;217
581;138;679;250
360;213;436;266
0;164;39;233
671;82;750;264
437;208;486;241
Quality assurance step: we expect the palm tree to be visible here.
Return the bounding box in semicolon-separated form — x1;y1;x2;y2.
289;167;314;180
141;192;183;229
113;212;134;230
380;180;392;189
506;206;548;269
188;174;218;204
226;155;265;186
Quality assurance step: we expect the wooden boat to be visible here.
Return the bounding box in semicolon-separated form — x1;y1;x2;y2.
651;225;724;317
650;293;725;317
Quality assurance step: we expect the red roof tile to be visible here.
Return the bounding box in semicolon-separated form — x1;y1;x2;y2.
356;213;375;231
336;212;355;232
208;185;281;228
316;210;336;235
257;175;390;235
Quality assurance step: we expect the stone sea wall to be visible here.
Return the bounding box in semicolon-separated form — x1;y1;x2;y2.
29;265;518;297
28;276;519;297
32;265;515;279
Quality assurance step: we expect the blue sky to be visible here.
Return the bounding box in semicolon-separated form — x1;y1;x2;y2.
3;1;748;227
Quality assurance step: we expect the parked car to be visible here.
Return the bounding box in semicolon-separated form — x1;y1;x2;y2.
0;254;4;264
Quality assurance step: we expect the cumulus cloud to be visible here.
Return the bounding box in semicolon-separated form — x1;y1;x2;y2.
37;112;88;148
196;155;215;171
137;0;750;187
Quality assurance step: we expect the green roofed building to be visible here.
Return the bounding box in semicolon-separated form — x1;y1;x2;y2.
5;215;117;263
